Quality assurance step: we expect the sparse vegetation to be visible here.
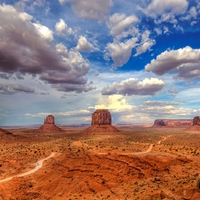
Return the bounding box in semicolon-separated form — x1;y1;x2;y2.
0;126;200;199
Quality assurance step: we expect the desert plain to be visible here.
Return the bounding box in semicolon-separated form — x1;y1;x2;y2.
0;125;200;200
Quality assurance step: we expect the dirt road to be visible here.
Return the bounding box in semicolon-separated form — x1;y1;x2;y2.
0;152;57;183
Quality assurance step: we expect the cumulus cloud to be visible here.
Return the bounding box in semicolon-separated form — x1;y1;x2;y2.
55;18;75;36
0;4;93;93
105;38;138;68
33;22;53;42
134;30;156;56
181;6;198;21
138;0;189;24
58;0;112;21
101;78;165;96
145;46;200;80
0;83;34;95
76;36;98;52
107;13;139;39
95;94;133;111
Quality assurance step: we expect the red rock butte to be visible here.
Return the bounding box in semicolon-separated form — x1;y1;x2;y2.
188;116;200;131
92;109;111;125
38;115;63;133
84;109;120;135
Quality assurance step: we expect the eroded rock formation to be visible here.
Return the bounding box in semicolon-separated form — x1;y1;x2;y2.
84;109;120;135
44;115;55;124
38;115;63;133
188;116;200;131
92;109;111;125
153;119;192;127
193;116;200;126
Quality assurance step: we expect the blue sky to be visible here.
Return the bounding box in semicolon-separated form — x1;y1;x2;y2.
0;0;200;126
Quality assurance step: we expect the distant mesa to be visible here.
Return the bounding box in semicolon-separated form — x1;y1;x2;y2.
188;116;200;131
84;109;120;135
38;115;63;133
153;119;193;128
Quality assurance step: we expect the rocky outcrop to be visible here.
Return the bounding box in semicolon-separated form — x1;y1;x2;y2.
188;116;200;131
84;109;120;135
153;119;192;128
38;115;63;133
92;109;111;125
193;116;200;126
44;115;55;124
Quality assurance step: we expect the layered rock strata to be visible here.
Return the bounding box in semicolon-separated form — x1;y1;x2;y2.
153;119;192;127
38;115;63;133
84;109;120;135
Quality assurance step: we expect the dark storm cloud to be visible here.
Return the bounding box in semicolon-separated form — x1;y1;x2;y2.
0;83;34;95
52;82;96;93
0;73;11;79
101;78;165;96
0;4;93;93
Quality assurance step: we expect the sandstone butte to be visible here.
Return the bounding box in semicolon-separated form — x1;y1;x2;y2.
153;119;193;128
38;115;63;133
188;116;200;131
84;109;120;135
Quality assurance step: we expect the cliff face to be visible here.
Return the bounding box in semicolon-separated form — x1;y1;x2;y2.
153;119;193;127
38;115;63;133
193;116;200;126
44;115;55;124
92;109;111;125
84;109;120;135
188;116;200;131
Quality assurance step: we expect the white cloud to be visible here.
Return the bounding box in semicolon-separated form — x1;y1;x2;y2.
143;100;180;107
135;40;156;56
101;78;165;96
181;6;198;21
105;38;138;68
59;0;113;21
0;4;94;93
95;94;133;111
33;22;53;42
76;36;98;52
55;18;74;36
145;46;200;80
138;0;189;24
134;30;156;56
107;13;139;39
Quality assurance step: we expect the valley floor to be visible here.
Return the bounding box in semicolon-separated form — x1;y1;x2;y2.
0;126;200;199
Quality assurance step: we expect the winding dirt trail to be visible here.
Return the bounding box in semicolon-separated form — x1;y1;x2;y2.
98;135;171;156
0;152;57;183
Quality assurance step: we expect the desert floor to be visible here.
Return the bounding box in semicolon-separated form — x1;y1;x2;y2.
0;126;200;200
